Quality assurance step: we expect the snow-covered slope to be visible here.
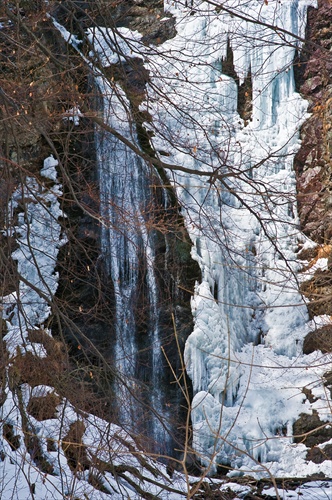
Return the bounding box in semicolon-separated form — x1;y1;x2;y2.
0;157;187;499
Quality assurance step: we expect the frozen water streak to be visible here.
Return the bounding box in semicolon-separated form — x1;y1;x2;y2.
91;0;331;475
95;78;170;451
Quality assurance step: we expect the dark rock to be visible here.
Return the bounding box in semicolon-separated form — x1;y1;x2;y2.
8;350;67;389
54;0;175;45
323;370;332;398
293;411;331;447
27;393;61;421
3;423;21;451
306;444;332;464
294;2;332;243
62;421;90;472
300;267;332;316
303;324;332;354
297;245;318;262
222;41;253;124
302;387;317;403
301;75;323;94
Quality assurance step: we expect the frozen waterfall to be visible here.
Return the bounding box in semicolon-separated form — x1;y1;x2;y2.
90;0;331;477
95;77;173;454
145;0;331;476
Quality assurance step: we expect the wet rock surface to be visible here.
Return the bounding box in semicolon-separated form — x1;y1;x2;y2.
295;6;332;466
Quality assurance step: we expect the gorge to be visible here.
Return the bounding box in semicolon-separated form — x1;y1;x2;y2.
0;1;332;498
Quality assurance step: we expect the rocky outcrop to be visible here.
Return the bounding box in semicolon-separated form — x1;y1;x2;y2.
302;324;332;353
306;444;332;464
55;0;176;45
293;411;332;448
294;1;332;469
295;0;332;242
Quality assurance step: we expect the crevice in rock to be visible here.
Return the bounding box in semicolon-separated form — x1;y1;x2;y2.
222;39;252;124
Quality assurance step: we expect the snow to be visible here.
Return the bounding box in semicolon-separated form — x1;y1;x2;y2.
49;17;81;50
191;343;332;475
40;155;58;181
87;26;143;65
0;161;72;498
62;106;83;126
263;481;332;500
3;166;65;353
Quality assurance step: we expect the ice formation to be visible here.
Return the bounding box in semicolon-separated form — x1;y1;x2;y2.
87;0;332;477
95;76;172;452
4;157;65;349
147;0;332;476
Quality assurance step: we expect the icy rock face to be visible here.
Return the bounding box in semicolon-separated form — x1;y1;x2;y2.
141;0;332;476
294;3;332;242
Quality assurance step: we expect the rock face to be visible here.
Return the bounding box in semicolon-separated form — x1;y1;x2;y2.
303;324;332;353
293;411;332;448
295;0;332;339
295;0;332;242
306;444;332;464
293;0;332;469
